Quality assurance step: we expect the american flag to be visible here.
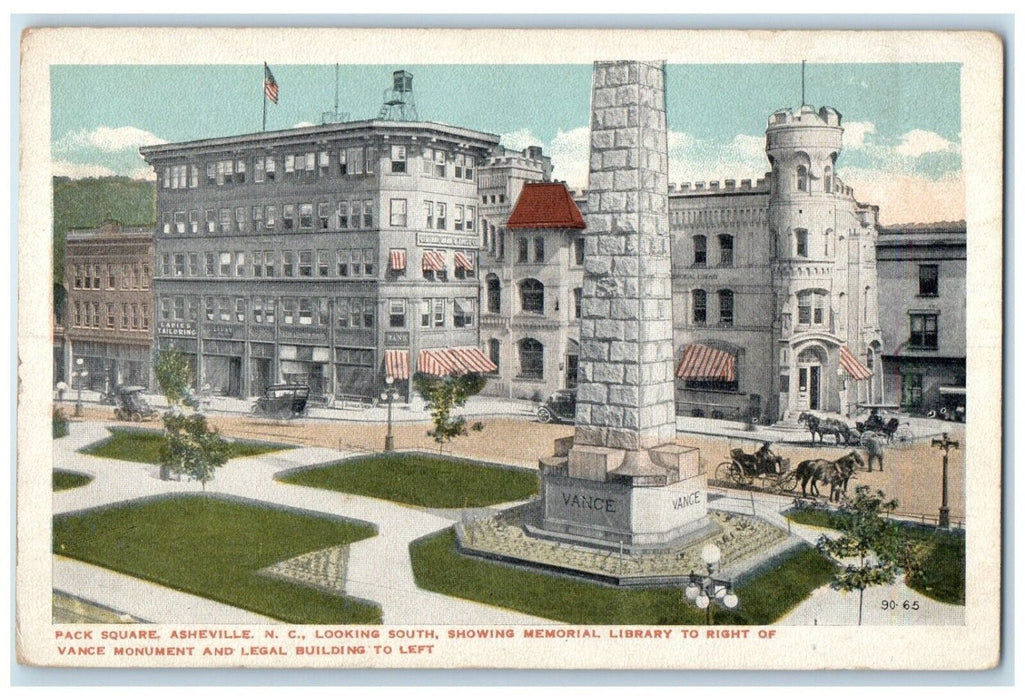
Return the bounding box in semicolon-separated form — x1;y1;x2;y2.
264;64;279;105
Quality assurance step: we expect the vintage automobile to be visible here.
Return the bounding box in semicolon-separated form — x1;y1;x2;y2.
536;389;577;424
251;383;310;420
112;386;159;422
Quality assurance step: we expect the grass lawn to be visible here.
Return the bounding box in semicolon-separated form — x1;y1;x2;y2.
410;529;836;624
53;470;93;491
786;507;965;605
278;453;539;508
53;494;381;624
82;428;287;465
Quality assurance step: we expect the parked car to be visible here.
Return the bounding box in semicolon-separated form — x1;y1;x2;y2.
251;384;310;420
537;389;577;424
113;386;159;422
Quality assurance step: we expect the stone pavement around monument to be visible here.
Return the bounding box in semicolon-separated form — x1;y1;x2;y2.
51;420;963;626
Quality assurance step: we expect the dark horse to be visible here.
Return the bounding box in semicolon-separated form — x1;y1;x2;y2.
795;451;864;502
798;412;855;446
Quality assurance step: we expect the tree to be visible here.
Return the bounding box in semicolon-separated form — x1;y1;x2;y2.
413;372;486;453
816;485;903;625
154;348;193;408
159;413;229;491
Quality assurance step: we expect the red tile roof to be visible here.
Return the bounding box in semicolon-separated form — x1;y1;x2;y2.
507;182;586;229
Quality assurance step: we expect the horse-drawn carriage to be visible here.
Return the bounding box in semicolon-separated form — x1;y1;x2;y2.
715;446;798;493
854;405;913;446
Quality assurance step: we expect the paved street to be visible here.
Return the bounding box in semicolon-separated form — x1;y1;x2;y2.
52;416;964;626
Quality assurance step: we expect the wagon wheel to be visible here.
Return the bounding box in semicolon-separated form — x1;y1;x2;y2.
250;404;262;416
859;430;880;448
893;423;914;445
537;407;554;424
776;471;799;494
729;462;753;486
130;411;142;422
714;461;735;484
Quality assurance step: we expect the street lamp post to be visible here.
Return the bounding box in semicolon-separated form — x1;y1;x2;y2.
931;432;960;528
684;543;738;625
381;376;398;452
73;358;88;418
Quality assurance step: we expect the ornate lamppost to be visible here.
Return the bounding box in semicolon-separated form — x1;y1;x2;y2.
381;376;398;452
73;357;89;418
684;543;738;625
931;432;960;528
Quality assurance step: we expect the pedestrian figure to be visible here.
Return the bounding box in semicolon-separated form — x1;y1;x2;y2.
863;433;885;472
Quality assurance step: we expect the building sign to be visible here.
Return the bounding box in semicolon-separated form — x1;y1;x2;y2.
280;326;329;343
157;320;197;337
416;232;478;249
206;323;243;340
384;331;410;347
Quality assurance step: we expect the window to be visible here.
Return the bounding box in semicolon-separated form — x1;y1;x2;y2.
174;211;186;234
283;251;295;277
363;200;373;228
217;252;230;277
141;264;150;289
518;338;544;380
363;248;375;276
281;298;295;325
337;250;350;277
718;235;734;267
318;150;330;175
435;202;446;229
283;205;295;231
73;265;82;289
390;199;407;227
919;265;939;296
263;251;276;278
573;237;585;266
299;251;313;277
298;298;313;326
518;237;529;263
429;148;446;177
235;252;245;277
265;157;276;181
573;287;582;319
285;154;295;174
190;210;200;234
173;253;186;277
187;253;198;276
121;264;129;289
74;301;82;326
106;303;115;329
390;144;407;173
453;298;474;328
219;208;232;234
520;279;545;315
318;250;330;277
824;229;831;257
824;165;833;193
433;299;445;327
121;303;128;329
235;159;246;183
795;229;808;257
173;296;186;322
254;157;265;183
465;206;475;231
106;264;116;289
486;275;501;313
235;298;245;323
299;203;313;229
425;201;434;229
693;235;707;266
534;236;545;263
797;290;827;326
692;289;707;325
389;300;406;328
318;202;330;230
454;205;464;231
336;202;350;229
718;289;734;326
340;146;364;175
205;252;216;277
252;251;264;278
488;339;500;372
901;373;924;411
796;164;809;192
910;313;939;349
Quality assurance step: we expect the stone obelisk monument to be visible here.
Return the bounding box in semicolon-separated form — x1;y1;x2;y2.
534;60;710;551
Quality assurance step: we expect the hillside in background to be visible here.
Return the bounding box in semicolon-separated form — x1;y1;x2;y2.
52;176;156;284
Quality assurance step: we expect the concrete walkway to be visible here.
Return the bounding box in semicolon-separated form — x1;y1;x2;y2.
53;421;548;625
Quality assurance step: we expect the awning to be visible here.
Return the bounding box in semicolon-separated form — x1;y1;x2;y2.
422;250;446;272
839;345;873;381
454;251;474;271
676;344;736;381
939;386;966;396
418;347;497;376
384;350;409;381
390;249;407;271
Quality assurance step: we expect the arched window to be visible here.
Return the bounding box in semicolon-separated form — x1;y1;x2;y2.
795;228;808;257
797;290;827;327
824;229;832;257
718;289;734;327
692;289;707;325
573;287;583;319
864;286;872;323
486;274;501;313
823;165;833;193
718;234;734;267
519;279;545;315
693;235;707;266
796;165;809;192
518;338;543;380
488;338;501;372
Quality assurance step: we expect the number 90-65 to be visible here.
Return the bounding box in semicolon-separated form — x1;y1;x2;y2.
881;600;920;611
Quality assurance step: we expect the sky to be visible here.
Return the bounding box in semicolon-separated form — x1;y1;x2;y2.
50;62;963;225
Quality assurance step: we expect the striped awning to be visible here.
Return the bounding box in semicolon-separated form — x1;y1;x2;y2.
839;345;873;381
418;347;497;376
453;251;474;271
390;249;407;271
384;350;410;381
422;250;446;272
676;344;736;381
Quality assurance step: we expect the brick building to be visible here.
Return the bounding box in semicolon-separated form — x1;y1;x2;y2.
876;221;966;416
63;222;154;392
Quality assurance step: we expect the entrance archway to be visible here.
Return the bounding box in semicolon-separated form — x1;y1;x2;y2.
796;346;826;412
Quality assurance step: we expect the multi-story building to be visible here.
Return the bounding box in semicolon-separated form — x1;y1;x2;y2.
140;90;500;403
876;221;966;416
479;181;586;399
63;221;154;392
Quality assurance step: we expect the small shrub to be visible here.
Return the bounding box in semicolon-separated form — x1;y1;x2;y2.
52;407;69;439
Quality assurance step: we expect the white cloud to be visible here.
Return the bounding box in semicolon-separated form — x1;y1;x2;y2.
894;129;958;158
726;133;765;161
56;126;167;154
842;121;876;150
547;126;591;188
499;128;544;151
51;160;118;179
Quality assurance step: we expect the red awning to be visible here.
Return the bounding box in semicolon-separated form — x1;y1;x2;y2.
453;251;473;271
384;350;409;381
422;250;446;272
839;345;873;381
390;249;407;271
418;347;497;376
676;344;736;381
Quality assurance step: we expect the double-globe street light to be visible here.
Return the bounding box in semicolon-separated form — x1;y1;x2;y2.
381;376;399;452
684;543;739;624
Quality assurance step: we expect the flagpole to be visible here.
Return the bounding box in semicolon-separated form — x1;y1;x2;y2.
262;63;268;132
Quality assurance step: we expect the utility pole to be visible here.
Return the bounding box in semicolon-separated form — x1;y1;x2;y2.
931;432;960;528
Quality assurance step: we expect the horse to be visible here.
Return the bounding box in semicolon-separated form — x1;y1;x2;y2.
798;412;855;446
795;451;864;502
